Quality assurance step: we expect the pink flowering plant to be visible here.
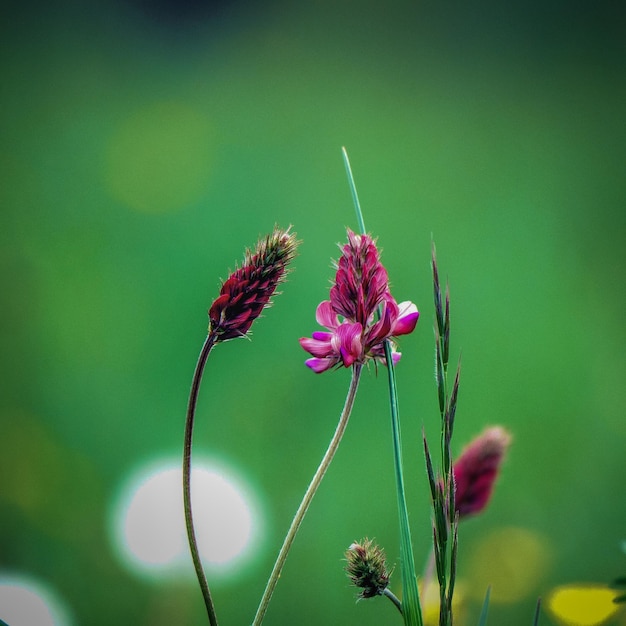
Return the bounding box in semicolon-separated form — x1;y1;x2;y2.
181;149;520;626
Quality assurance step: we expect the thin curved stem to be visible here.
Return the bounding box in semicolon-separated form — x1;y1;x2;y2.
252;364;363;625
183;333;219;626
383;588;404;615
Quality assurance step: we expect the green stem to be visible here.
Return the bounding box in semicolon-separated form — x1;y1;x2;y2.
252;364;363;625
183;333;219;626
385;341;424;626
384;588;404;615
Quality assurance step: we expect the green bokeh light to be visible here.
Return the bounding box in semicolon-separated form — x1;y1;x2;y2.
105;101;213;214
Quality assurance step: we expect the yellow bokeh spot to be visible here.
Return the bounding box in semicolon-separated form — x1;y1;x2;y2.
420;578;468;626
105;101;213;213
0;410;102;542
546;584;622;626
465;526;551;604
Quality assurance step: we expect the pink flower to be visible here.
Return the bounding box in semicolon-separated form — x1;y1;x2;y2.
299;230;419;373
453;426;512;518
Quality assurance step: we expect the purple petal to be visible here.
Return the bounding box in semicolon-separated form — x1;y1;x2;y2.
305;357;336;373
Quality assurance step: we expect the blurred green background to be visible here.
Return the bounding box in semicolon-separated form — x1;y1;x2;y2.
1;0;625;624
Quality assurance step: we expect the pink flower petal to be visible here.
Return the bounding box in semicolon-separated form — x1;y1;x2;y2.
367;297;398;344
299;336;334;358
393;301;419;336
315;300;338;329
336;321;363;366
305;357;336;373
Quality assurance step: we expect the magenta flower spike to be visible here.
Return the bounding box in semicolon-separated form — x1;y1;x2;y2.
300;230;419;372
452;426;512;518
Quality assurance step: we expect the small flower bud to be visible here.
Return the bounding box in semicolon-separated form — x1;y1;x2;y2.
208;226;297;341
453;426;512;518
345;538;391;599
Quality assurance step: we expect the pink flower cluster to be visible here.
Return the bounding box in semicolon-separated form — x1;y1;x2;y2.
453;426;512;518
300;230;419;373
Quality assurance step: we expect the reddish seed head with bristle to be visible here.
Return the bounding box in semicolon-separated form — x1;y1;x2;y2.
208;227;297;341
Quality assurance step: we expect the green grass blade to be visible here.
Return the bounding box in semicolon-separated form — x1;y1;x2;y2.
476;586;491;626
385;341;423;626
532;597;541;626
341;147;366;234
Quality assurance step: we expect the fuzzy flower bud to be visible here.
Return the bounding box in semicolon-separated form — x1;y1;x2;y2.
345;538;391;599
300;229;418;372
208;226;297;341
453;426;512;518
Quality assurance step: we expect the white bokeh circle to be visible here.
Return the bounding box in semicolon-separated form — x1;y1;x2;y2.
0;575;71;626
111;458;261;580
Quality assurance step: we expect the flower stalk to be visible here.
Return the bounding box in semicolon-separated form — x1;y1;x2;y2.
183;333;219;625
252;363;363;625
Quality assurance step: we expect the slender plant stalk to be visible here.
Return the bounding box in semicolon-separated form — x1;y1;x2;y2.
384;588;404;615
183;332;219;626
385;341;424;626
253;364;363;626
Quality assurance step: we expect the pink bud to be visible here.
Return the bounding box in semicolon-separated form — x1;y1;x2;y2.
453;426;512;518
